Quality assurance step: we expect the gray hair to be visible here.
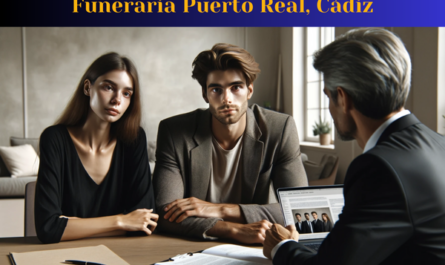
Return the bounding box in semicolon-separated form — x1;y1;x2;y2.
313;28;411;119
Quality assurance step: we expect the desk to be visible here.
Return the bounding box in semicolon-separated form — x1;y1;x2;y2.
0;234;262;264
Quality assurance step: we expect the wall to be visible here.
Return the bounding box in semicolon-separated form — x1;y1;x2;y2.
0;27;281;145
410;28;439;131
439;28;445;135
1;27;442;181
280;27;304;139
0;28;23;146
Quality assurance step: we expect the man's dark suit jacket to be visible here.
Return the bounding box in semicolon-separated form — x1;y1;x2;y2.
295;222;305;234
274;114;445;264
153;104;308;238
301;221;312;234
312;219;323;233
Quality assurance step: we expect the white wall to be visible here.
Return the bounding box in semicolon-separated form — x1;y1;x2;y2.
0;27;281;146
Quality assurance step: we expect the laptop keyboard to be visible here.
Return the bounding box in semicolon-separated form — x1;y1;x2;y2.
304;243;321;252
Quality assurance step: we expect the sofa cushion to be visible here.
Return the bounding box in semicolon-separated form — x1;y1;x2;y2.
0;145;40;178
10;137;40;156
303;160;324;181
0;176;37;197
0;155;10;177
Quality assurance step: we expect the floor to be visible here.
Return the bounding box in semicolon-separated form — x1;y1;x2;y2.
0;198;24;238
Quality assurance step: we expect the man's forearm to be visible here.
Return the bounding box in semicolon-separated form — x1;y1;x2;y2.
206;220;235;238
205;220;248;241
220;204;245;223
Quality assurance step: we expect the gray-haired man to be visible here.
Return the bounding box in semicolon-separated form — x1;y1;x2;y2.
264;28;445;264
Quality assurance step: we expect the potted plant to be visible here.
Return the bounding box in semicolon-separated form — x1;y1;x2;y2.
313;116;332;145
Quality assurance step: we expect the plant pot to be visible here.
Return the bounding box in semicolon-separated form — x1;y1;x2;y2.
319;133;331;145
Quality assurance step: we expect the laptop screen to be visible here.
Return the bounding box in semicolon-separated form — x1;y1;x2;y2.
277;185;344;240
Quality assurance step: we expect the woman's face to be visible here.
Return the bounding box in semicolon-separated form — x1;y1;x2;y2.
322;215;327;221
85;70;133;123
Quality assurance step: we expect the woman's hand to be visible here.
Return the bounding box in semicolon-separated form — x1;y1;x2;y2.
117;209;159;235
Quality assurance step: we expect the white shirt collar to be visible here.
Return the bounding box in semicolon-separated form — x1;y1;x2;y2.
363;110;411;153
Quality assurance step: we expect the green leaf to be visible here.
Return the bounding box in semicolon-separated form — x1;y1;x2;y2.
312;116;331;135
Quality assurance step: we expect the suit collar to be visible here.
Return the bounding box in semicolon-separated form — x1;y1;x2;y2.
376;113;421;146
240;108;264;203
190;109;212;200
245;107;262;140
364;110;411;152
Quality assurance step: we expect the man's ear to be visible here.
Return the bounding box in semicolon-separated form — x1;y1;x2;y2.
247;83;254;100
84;80;91;96
336;87;353;113
202;88;209;103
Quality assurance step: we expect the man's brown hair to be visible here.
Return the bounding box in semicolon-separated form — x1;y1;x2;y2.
192;43;260;93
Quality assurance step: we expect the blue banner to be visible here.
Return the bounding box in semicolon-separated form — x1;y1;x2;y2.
1;0;444;26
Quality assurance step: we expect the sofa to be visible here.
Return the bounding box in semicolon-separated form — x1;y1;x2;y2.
0;137;39;198
0;133;337;197
0;137;157;199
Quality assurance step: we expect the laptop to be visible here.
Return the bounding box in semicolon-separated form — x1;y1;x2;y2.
277;185;344;252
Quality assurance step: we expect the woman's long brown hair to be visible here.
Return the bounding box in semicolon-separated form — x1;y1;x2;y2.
322;213;331;222
55;52;141;144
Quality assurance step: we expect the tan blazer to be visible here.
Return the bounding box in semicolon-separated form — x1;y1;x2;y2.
153;104;308;238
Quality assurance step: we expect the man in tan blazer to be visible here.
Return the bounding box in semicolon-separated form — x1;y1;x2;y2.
153;43;308;243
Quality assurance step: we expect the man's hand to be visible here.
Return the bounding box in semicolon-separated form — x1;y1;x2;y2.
263;224;299;260
229;220;273;244
164;197;227;223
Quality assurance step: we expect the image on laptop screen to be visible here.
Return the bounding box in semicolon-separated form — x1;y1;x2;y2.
278;185;344;240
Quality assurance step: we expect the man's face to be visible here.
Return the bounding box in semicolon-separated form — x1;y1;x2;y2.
305;214;310;221
203;69;253;126
312;213;318;220
296;215;301;222
324;87;356;141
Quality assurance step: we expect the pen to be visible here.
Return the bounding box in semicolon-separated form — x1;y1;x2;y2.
64;259;106;265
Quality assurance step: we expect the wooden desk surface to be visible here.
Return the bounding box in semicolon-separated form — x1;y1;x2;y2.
0;234;262;264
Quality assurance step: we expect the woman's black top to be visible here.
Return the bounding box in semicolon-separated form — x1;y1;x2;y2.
34;125;154;243
323;220;333;232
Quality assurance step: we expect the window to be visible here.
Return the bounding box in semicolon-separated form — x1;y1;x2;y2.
304;27;335;142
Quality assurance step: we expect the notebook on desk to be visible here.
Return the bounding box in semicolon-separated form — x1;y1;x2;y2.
9;244;129;265
277;185;344;252
155;244;271;265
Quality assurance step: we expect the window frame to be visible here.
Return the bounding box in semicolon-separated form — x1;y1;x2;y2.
303;27;336;143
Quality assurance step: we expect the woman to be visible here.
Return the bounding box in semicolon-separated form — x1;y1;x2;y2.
35;52;158;243
322;213;333;232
